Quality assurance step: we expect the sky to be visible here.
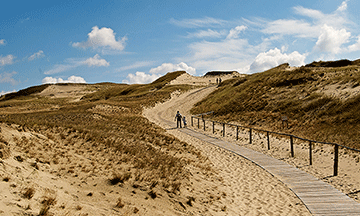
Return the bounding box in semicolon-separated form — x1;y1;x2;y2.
1;0;360;95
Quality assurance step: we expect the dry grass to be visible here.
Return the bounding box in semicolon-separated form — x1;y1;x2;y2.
22;187;35;199
191;62;360;149
109;172;131;185
0;70;202;199
115;197;125;208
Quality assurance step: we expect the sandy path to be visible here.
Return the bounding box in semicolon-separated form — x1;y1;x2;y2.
144;86;311;215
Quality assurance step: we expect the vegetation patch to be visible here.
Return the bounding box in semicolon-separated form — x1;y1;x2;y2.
191;60;360;149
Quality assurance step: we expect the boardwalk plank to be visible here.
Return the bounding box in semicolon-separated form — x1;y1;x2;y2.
177;127;360;215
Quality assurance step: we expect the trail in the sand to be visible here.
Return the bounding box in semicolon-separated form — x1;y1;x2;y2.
144;86;311;215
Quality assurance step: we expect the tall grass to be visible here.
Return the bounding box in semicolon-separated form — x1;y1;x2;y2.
191;63;360;149
0;71;200;193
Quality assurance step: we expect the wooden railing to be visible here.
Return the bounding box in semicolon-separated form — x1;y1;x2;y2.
191;112;360;176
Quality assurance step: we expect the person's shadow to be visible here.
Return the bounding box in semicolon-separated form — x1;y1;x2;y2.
166;127;179;130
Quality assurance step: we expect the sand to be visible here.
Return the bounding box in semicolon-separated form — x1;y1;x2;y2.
2;72;359;215
144;85;311;215
167;73;360;201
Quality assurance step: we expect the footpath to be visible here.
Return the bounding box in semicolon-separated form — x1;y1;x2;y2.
161;113;360;215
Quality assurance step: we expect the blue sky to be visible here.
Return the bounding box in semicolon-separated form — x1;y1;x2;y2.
1;0;360;95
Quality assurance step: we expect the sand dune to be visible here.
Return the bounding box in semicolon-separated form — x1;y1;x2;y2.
2;71;359;215
144;85;311;215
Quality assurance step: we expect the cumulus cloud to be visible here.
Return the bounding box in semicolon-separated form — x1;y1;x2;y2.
0;55;15;66
82;54;110;67
313;25;350;54
250;48;306;72
72;26;127;52
44;55;109;75
226;25;247;39
169;1;358;75
42;75;87;84
28;50;45;61
122;62;196;84
0;71;18;85
0;39;5;45
149;62;196;75
122;72;160;84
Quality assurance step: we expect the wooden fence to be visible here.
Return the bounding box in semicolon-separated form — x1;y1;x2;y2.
191;112;360;176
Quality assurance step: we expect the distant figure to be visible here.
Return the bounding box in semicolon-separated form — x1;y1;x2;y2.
175;111;182;128
219;78;222;84
183;116;187;128
216;78;218;84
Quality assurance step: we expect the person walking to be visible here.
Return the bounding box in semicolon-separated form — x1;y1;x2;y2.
182;116;187;128
175;111;182;128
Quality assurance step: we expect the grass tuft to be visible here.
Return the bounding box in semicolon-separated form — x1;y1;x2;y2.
22;187;35;199
115;197;125;208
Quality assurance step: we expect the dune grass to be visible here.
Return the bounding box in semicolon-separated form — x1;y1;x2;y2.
191;63;360;149
0;71;201;193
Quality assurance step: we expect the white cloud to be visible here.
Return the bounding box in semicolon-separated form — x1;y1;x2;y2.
44;63;77;75
116;61;155;72
169;17;228;28
42;75;87;84
293;5;350;29
188;39;250;61
181;36;265;74
348;35;360;52
313;25;351;54
149;62;196;75
250;48;307;72
185;29;226;39
0;71;18;85
0;55;15;66
261;1;352;40
83;54;109;67
72;26;127;51
0;89;16;96
122;72;160;84
0;39;5;45
44;55;109;74
122;62;196;84
226;25;247;39
262;19;319;38
337;0;348;12
28;50;45;61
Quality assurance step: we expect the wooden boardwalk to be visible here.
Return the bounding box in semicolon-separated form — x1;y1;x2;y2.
171;124;360;215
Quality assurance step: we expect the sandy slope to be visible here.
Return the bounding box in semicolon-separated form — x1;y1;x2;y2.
143;86;311;215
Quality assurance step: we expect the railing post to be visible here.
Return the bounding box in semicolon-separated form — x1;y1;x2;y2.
212;121;215;134
249;128;252;144
191;116;193;127
309;141;312;166
198;118;200;129
290;136;294;157
203;119;205;131
236;126;239;140
334;144;339;176
267;131;270;150
222;123;225;137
